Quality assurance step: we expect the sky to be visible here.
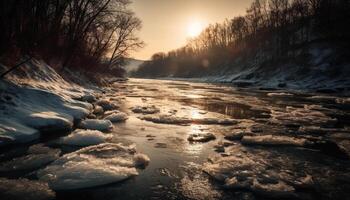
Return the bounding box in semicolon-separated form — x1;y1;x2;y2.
130;0;253;60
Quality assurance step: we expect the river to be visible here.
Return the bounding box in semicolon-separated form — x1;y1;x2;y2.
2;78;350;200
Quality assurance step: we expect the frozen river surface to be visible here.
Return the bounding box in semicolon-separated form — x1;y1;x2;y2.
1;78;350;200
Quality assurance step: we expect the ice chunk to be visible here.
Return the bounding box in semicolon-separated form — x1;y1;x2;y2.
0;178;55;200
96;99;118;111
25;111;73;132
224;131;245;140
203;146;310;198
140;115;237;125
251;179;296;198
93;105;104;115
270;105;336;126
193;118;238;125
188;133;216;143
0;144;60;172
241;135;307;147
267;92;293;97
0;119;39;146
104;112;128;123
140;115;191;125
81;94;97;103
37;143;150;190
78;119;113;132
132;105;160;114
58;129;112;146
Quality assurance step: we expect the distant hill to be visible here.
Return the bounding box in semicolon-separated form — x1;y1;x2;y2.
123;58;145;75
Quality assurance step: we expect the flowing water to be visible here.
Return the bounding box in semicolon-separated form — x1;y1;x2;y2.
2;78;350;200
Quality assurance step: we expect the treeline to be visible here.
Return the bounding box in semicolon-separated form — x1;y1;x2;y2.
0;0;143;77
134;0;350;78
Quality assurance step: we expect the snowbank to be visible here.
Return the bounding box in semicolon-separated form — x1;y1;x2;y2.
0;59;94;146
37;143;150;190
0;178;55;200
78;119;113;132
57;129;111;146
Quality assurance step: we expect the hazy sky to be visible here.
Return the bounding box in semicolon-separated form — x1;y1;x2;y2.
130;0;253;60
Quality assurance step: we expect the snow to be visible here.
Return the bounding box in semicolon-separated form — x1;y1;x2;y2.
0;178;55;200
78;119;113;132
132;105;160;114
0;144;60;172
25;111;73;132
241;135;307;147
0;69;93;145
104;112;128;123
57;129;112;146
37;143;150;190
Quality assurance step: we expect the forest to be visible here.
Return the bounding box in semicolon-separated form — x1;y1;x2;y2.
133;0;350;78
0;0;143;78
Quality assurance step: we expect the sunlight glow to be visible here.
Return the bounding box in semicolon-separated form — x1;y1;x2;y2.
187;21;203;38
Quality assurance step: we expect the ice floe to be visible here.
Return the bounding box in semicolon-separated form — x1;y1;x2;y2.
78;119;113;132
57;129;111;146
203;145;314;198
188;133;216;143
241;135;308;147
93;105;104;115
270;105;337;127
0;144;60;173
140;114;237;125
80;94;97;103
104;112;128;123
132;105;160;114
37;143;149;190
0;178;55;200
267;92;294;97
96;99;118;111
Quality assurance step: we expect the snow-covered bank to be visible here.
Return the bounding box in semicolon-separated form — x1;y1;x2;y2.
0;59;96;146
135;43;350;94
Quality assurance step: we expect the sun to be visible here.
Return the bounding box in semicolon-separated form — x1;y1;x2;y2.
187;21;203;38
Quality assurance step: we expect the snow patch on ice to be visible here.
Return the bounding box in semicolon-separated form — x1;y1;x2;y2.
58;129;111;146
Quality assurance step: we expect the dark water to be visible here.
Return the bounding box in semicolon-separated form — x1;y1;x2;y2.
1;78;350;200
